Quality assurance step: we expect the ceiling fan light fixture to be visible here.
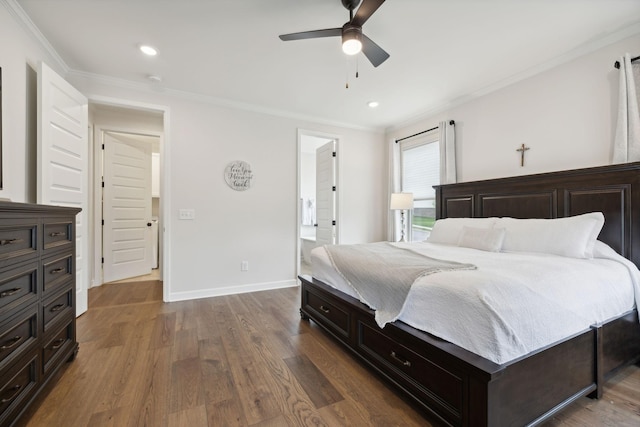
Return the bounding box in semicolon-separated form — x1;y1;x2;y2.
342;24;362;55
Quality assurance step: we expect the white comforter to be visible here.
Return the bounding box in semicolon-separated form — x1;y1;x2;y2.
311;241;640;365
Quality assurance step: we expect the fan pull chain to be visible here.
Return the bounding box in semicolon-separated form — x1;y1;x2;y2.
345;58;350;89
356;55;359;79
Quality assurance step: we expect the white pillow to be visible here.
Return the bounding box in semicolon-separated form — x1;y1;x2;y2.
458;226;506;252
427;217;497;245
497;212;604;258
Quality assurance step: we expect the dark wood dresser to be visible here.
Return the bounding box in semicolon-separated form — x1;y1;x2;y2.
0;202;80;427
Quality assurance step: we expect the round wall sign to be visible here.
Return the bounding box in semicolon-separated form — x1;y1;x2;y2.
224;160;253;191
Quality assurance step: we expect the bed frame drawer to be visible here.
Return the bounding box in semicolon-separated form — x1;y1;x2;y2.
358;320;463;426
301;283;352;341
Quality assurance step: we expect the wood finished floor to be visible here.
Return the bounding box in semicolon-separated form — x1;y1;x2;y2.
16;280;640;427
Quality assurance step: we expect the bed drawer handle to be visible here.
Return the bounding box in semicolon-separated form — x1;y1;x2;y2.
1;385;21;403
50;303;66;312
49;232;66;237
50;267;65;274
319;305;330;314
0;238;23;246
390;351;412;367
1;336;22;350
0;288;21;298
51;338;65;350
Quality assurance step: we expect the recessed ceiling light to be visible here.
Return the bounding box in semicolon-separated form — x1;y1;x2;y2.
139;45;158;56
368;101;379;108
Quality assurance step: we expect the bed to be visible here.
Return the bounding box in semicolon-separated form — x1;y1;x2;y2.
298;161;640;427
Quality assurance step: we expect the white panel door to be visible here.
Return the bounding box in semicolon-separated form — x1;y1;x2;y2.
102;131;152;283
37;62;89;316
315;141;336;246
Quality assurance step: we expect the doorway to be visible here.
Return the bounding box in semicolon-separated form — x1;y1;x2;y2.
297;130;340;277
89;102;165;287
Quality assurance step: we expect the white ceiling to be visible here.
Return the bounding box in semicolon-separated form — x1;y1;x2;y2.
13;0;640;131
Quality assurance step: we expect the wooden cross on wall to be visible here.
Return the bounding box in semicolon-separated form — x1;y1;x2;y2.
516;144;530;167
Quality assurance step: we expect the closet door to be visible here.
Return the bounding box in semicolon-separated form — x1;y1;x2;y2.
102;131;153;283
37;61;89;316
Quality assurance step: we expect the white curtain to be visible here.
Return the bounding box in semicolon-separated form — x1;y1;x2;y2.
388;139;401;241
439;121;457;184
613;53;640;163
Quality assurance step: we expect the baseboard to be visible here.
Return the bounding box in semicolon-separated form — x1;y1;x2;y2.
166;279;298;302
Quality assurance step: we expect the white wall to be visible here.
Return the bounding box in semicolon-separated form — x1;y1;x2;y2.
0;5;67;203
386;34;640;183
69;75;387;301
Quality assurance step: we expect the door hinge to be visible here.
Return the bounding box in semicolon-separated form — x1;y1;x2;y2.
332;186;336;191
332;220;336;226
102;144;105;150
101;257;104;264
332;151;336;157
101;181;105;188
101;219;104;226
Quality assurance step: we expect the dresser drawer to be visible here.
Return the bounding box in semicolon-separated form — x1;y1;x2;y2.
0;262;38;314
43;288;73;333
43;320;74;375
304;288;351;339
358;321;463;425
0;306;38;372
0;223;37;265
42;253;73;294
0;352;38;425
43;220;74;252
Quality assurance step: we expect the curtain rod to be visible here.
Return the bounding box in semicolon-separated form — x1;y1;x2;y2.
614;55;640;69
395;120;455;143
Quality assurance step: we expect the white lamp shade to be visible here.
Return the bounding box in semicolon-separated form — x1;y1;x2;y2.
390;193;414;210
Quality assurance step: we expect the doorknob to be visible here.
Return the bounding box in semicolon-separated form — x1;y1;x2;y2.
147;222;152;227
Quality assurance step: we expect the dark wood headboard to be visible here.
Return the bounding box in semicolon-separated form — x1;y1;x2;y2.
434;162;640;268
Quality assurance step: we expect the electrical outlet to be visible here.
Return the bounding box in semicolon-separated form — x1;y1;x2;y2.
178;209;195;220
241;261;249;271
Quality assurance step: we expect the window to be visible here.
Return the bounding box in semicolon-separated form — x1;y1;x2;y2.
400;130;439;241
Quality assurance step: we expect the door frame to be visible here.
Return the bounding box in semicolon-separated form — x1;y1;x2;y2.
296;129;342;278
88;96;171;302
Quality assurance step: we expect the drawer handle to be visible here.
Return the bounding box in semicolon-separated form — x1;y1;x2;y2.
1;385;21;403
0;288;21;298
50;267;66;274
51;338;66;350
390;351;412;367
0;238;23;246
50;303;66;312
319;305;330;314
1;336;23;350
49;232;66;237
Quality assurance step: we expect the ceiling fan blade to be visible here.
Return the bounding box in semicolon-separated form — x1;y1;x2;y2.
361;34;389;67
351;0;385;27
279;28;342;41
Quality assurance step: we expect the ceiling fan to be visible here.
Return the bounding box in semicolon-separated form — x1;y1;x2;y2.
279;0;389;67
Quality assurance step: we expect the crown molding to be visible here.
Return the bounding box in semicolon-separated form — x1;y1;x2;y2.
2;0;69;73
385;21;640;134
68;70;383;134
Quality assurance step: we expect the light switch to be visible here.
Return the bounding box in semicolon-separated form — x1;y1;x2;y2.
179;209;195;220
